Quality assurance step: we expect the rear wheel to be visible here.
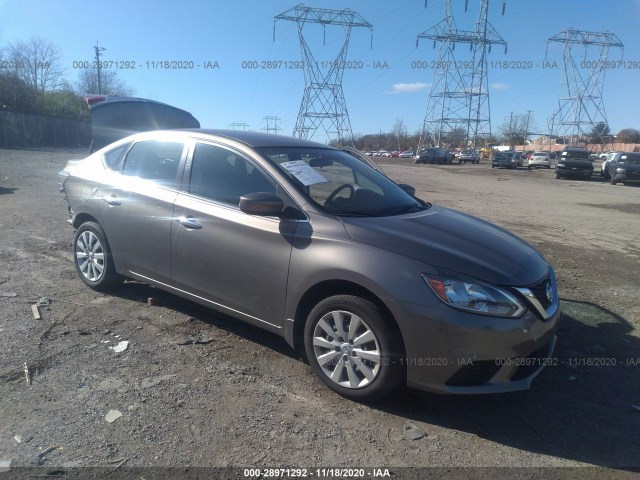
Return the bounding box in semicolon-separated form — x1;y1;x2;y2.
304;295;405;402
73;222;123;291
611;174;617;185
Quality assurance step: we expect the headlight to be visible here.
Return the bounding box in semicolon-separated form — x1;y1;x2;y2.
557;163;565;167
616;168;626;173
422;274;525;318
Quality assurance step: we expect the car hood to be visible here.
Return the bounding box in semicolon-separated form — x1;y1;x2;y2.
340;205;548;286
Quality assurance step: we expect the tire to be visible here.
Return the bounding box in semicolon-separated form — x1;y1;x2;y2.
555;170;561;179
528;166;532;170
304;295;405;402
458;160;462;164
611;175;617;185
73;222;123;291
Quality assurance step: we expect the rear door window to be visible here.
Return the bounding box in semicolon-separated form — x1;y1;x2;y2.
121;140;185;186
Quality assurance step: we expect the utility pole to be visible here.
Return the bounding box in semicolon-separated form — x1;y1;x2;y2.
94;41;106;95
523;110;532;150
508;111;514;148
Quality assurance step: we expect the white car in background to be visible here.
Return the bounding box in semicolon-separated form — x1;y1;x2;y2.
528;152;551;169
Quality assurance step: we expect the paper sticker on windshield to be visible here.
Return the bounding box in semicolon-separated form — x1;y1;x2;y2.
281;160;328;186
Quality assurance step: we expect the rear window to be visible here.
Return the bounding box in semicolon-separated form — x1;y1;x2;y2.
620;154;640;164
561;150;590;159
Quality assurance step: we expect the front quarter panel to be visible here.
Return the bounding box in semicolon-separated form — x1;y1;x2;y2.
284;213;441;323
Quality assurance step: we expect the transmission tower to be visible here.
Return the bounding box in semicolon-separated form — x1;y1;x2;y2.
417;0;506;150
274;4;372;144
546;29;623;147
228;122;250;131
262;116;282;134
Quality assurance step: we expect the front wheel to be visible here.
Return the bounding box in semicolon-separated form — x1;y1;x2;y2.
73;222;123;291
611;175;618;185
304;295;405;402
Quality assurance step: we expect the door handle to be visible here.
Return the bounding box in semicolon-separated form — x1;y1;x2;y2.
177;216;202;230
102;195;121;206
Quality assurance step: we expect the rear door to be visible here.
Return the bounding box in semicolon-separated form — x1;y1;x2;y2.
171;141;297;327
101;138;187;283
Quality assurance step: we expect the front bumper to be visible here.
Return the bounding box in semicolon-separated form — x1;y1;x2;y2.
557;167;592;177
390;292;560;394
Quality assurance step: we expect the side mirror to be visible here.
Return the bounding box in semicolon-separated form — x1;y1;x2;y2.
397;183;416;196
239;192;284;216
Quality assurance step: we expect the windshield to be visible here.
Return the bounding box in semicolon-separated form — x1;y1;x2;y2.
257;147;426;217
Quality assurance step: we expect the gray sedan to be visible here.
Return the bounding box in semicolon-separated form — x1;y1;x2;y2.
59;129;559;401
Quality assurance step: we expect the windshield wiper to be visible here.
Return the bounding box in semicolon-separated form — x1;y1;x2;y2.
333;210;376;217
389;204;426;215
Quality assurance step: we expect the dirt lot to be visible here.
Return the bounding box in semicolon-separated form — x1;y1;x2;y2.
0;148;639;477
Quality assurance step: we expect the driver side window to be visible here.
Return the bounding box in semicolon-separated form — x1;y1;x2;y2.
189;143;276;206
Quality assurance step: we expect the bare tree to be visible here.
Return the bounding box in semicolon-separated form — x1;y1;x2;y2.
391;118;407;151
7;37;64;93
75;68;134;97
499;113;537;147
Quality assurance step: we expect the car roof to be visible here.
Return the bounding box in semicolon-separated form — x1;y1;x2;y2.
143;128;334;149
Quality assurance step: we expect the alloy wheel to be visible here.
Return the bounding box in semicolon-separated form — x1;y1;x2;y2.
311;310;381;389
75;231;105;282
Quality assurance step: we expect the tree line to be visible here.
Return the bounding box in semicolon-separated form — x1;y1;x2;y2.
0;36;133;121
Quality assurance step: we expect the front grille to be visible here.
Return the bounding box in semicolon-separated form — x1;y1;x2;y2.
445;361;501;387
527;274;552;309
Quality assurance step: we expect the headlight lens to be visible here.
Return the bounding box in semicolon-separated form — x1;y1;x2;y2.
422;274;525;318
616;168;626;173
557;163;565;167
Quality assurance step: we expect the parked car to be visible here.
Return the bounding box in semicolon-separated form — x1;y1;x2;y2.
458;150;480;164
601;152;622;179
609;152;640;185
528;152;551;169
375;150;389;157
555;147;593;180
524;151;535;160
491;151;523;169
59;129;559;401
399;150;415;158
390;151;401;158
415;147;449;164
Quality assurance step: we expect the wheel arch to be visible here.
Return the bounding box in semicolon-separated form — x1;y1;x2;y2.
289;279;405;357
72;212;100;230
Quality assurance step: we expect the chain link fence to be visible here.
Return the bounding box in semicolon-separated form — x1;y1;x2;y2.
0;110;90;149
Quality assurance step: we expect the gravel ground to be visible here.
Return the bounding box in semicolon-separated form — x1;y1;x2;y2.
0;148;639;478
